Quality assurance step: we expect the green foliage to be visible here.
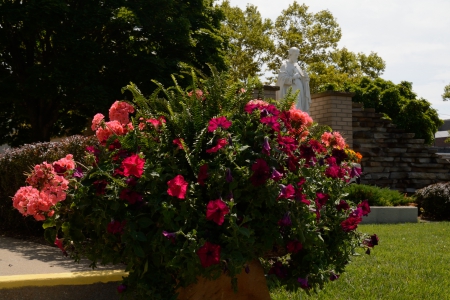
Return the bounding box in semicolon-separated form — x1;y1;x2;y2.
443;83;450;101
343;184;411;207
0;0;227;146
220;1;274;83
343;77;443;145
10;69;377;297
415;182;450;220
0;136;97;233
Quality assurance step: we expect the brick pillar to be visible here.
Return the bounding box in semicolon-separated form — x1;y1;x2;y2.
252;85;280;100
309;91;355;148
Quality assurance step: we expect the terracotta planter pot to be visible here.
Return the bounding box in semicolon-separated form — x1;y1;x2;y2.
177;260;270;300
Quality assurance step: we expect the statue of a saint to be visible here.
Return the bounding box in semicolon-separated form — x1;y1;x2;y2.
276;47;311;113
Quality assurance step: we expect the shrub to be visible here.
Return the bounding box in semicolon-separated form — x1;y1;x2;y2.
415;182;450;220
12;70;378;298
344;184;411;207
0;135;97;233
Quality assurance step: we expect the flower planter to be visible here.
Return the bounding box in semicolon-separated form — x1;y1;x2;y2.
177;260;270;300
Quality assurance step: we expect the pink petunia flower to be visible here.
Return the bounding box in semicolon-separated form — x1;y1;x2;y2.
208;116;232;132
196;242;221;268
197;164;209;185
121;154;145;178
206;199;230;225
206;138;228;154
167;175;188;199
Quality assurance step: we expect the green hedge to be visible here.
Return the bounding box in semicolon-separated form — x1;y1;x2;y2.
0;136;97;235
343;184;412;207
415;182;450;220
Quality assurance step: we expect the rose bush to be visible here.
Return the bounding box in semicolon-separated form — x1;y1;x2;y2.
13;69;377;298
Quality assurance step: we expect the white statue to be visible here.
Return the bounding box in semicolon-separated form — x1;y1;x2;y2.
276;47;311;113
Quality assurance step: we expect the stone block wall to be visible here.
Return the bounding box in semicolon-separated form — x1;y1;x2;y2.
352;102;450;193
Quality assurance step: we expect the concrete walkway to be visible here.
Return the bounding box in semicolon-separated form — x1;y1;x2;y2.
0;236;127;299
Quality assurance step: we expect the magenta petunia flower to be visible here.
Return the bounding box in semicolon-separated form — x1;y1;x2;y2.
286;240;303;254
208;116;232;132
325;165;341;179
54;237;68;257
341;215;362;232
173;138;184;149
206;138;228;154
278;184;295;200
167;175;188;199
225;168;233;183
121;154;145;178
357;199;371;216
197;164;209;185
336;200;350;211
329;272;340;281
297;277;310;290
117;284;127;293
206;199;230;225
277;212;292;227
261;116;280;132
93;180;108;195
271;168;283;181
162;230;177;244
250;158;270;186
315;192;329;209
268;261;288;279
262;136;271;155
107;220;126;234
119;189;143;204
196;241;221;268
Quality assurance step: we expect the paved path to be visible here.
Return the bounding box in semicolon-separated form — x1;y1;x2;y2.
0;236;127;299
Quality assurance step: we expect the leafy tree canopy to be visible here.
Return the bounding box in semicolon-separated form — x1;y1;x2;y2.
443;83;450;101
0;0;226;146
343;77;443;145
219;1;274;83
221;1;385;93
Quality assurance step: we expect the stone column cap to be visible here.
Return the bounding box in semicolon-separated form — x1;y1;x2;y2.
262;85;280;91
311;91;355;99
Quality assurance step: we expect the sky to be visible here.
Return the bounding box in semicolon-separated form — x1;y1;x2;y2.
226;0;450;120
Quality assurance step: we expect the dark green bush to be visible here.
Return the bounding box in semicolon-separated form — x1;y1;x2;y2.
0;136;97;235
415;182;450;220
343;184;411;207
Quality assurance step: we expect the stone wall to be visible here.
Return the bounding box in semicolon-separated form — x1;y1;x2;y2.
352;102;450;193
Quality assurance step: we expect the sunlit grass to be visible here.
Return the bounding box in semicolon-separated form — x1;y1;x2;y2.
270;222;450;300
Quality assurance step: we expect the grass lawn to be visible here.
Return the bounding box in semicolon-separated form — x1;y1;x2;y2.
270;222;450;300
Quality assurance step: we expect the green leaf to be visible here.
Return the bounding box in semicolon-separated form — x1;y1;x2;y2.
133;244;145;258
239;227;251;237
138;217;152;228
42;218;55;229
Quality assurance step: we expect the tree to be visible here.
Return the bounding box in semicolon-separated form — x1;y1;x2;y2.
443;83;450;101
308;48;385;93
0;0;226;146
345;77;443;145
265;2;385;92
219;1;274;83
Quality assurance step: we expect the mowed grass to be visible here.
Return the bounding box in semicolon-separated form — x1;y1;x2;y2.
270;222;450;300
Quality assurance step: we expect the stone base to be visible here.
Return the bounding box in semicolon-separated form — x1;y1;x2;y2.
361;206;418;224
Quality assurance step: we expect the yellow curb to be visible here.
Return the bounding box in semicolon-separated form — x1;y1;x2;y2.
0;270;128;289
